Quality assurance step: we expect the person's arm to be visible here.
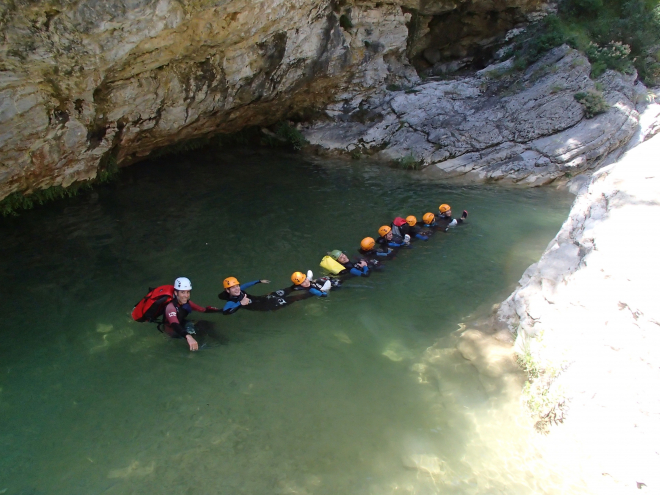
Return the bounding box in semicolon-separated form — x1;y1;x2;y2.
187;300;220;313
309;288;328;297
349;265;370;277
387;240;407;247
164;302;198;350
222;299;242;315
240;280;270;291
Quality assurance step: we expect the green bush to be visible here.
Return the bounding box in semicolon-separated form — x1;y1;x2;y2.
511;0;660;84
574;89;609;117
272;122;308;151
586;41;635;77
0;183;91;217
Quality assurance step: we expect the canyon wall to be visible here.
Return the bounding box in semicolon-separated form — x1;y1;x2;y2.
0;0;543;201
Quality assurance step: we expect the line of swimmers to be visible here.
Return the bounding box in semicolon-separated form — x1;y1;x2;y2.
159;204;468;351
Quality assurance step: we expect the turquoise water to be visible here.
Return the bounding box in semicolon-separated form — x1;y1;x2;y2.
0;149;574;494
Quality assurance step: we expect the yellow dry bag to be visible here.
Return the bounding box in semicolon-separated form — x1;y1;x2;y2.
320;256;345;275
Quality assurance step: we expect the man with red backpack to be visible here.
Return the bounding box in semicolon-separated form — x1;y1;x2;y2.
157;277;219;351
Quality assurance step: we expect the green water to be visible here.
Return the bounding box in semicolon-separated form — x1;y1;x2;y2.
0;149;575;494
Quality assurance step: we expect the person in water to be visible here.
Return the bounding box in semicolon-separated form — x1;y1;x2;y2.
421;212;437;229
358;237;394;259
163;277;220;351
392;216;432;241
289;270;332;298
434;204;468;231
376;225;410;249
218;277;289;314
327;249;371;277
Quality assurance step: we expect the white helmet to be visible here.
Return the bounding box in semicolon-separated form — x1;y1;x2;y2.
174;277;192;291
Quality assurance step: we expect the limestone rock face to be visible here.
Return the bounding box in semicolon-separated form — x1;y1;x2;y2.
1;0;422;200
304;46;645;185
497;129;660;492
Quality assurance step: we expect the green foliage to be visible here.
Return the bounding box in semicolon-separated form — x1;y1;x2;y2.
574;89;609;117
350;149;362;160
273;121;308;151
96;153;119;183
0;183;91;217
586;41;634;77
517;349;541;380
511;0;660;84
396;153;421;170
513;15;573;68
386;83;402;91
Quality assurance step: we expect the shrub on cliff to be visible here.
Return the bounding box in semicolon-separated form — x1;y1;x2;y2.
574;89;610;117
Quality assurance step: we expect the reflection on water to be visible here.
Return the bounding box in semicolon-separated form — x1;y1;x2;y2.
0;149;580;494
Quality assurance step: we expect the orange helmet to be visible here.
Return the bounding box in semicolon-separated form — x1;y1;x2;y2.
291;271;306;285
223;277;239;289
439;204;451;214
423;212;435;224
406;215;417;226
378;225;391;237
361;237;375;251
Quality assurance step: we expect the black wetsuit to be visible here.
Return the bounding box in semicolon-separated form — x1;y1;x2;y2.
359;246;395;260
393;222;431;241
218;280;288;314
286;280;330;300
376;235;408;249
433;213;466;231
337;259;370;277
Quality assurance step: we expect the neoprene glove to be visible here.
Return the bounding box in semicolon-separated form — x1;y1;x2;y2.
462;210;468;219
205;306;220;313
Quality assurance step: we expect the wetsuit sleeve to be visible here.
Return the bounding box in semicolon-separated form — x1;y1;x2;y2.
388;241;406;247
164;302;179;325
187;301;206;312
309;288;328;297
164;302;188;338
240;280;261;290
349;265;370;277
222;300;242;315
415;233;429;240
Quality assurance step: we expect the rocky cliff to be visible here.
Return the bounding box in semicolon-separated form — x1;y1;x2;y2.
1;0;545;202
495;114;660;492
305;45;653;185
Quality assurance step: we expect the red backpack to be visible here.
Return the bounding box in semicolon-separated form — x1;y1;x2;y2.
131;285;175;322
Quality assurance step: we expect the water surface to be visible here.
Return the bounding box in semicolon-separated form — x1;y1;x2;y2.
1;149;577;494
